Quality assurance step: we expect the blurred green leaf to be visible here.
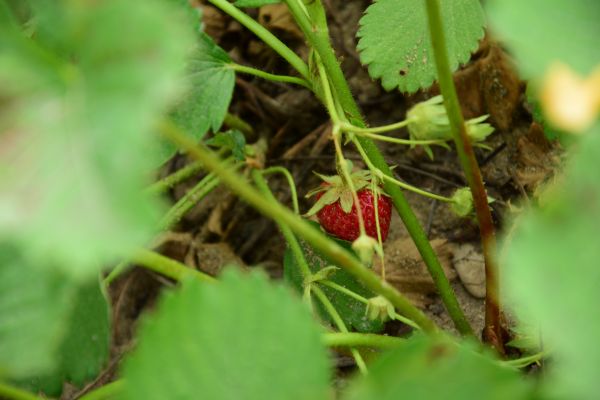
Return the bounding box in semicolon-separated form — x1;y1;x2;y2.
357;0;485;93
206;130;246;161
234;0;281;6
0;244;75;379
503;124;600;399
486;0;600;78
171;0;202;32
165;33;235;163
17;279;111;397
345;335;532;400
0;0;194;279
122;268;331;400
284;222;383;333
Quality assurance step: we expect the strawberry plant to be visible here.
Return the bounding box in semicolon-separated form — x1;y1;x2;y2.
0;0;599;399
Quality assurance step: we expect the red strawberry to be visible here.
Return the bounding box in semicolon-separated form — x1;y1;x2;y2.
305;170;392;242
316;189;392;242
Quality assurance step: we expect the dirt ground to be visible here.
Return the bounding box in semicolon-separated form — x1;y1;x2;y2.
65;1;561;397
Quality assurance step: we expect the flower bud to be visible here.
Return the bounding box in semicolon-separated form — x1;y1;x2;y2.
352;234;381;265
407;96;494;143
450;187;473;217
366;296;395;322
407;95;451;141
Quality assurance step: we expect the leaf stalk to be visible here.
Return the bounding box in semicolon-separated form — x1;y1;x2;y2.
425;0;502;351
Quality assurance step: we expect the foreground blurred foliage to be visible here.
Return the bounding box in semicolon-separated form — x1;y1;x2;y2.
0;0;194;393
0;0;194;277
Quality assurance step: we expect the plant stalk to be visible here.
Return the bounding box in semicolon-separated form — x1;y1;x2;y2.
425;0;502;352
0;382;42;400
230;64;312;89
207;0;309;80
78;380;125;400
146;161;203;195
161;120;438;332
130;248;216;284
283;0;474;336
323;332;404;349
312;286;367;374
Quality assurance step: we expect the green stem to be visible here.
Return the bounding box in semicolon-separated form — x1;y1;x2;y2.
0;382;42;400
351;130;447;147
312;286;368;374
146;161;203;195
320;279;367;304
223;112;254;136
252;170;311;278
161;120;438;333
130;248;216;283
230;64;312;90
104;259;129;285
425;0;501;349
253;170;366;371
157;172;221;231
503;351;548;369
323;332;404;349
261;166;300;214
341;119;412;134
319;279;420;330
352;139;453;203
78;380;125;400
283;0;362;122
207;0;309;80
283;0;473;336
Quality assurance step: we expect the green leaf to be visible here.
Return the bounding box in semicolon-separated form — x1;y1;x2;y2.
0;0;194;279
357;0;485;93
486;0;600;78
345;335;532;400
170;0;202;32
0;244;75;379
122;268;331;400
234;0;281;7
57;279;111;387
17;279;111;396
206;129;247;161
284;222;383;333
166;33;235;163
502;124;600;399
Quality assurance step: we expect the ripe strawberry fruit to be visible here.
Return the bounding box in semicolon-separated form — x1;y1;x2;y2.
316;189;392;242
306;170;392;242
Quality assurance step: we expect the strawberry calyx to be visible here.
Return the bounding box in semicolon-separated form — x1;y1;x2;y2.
304;169;387;217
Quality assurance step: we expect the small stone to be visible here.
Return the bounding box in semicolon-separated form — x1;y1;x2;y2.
452;244;486;299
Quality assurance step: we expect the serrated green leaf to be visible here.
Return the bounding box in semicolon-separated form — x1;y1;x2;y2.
284;222;383;333
234;0;281;7
206;129;247;161
0;0;194;279
345;335;532;400
486;0;600;78
0;244;75;378
502;124;600;399
357;0;485;93
122;268;331;400
165;33;235;163
17;279;111;396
